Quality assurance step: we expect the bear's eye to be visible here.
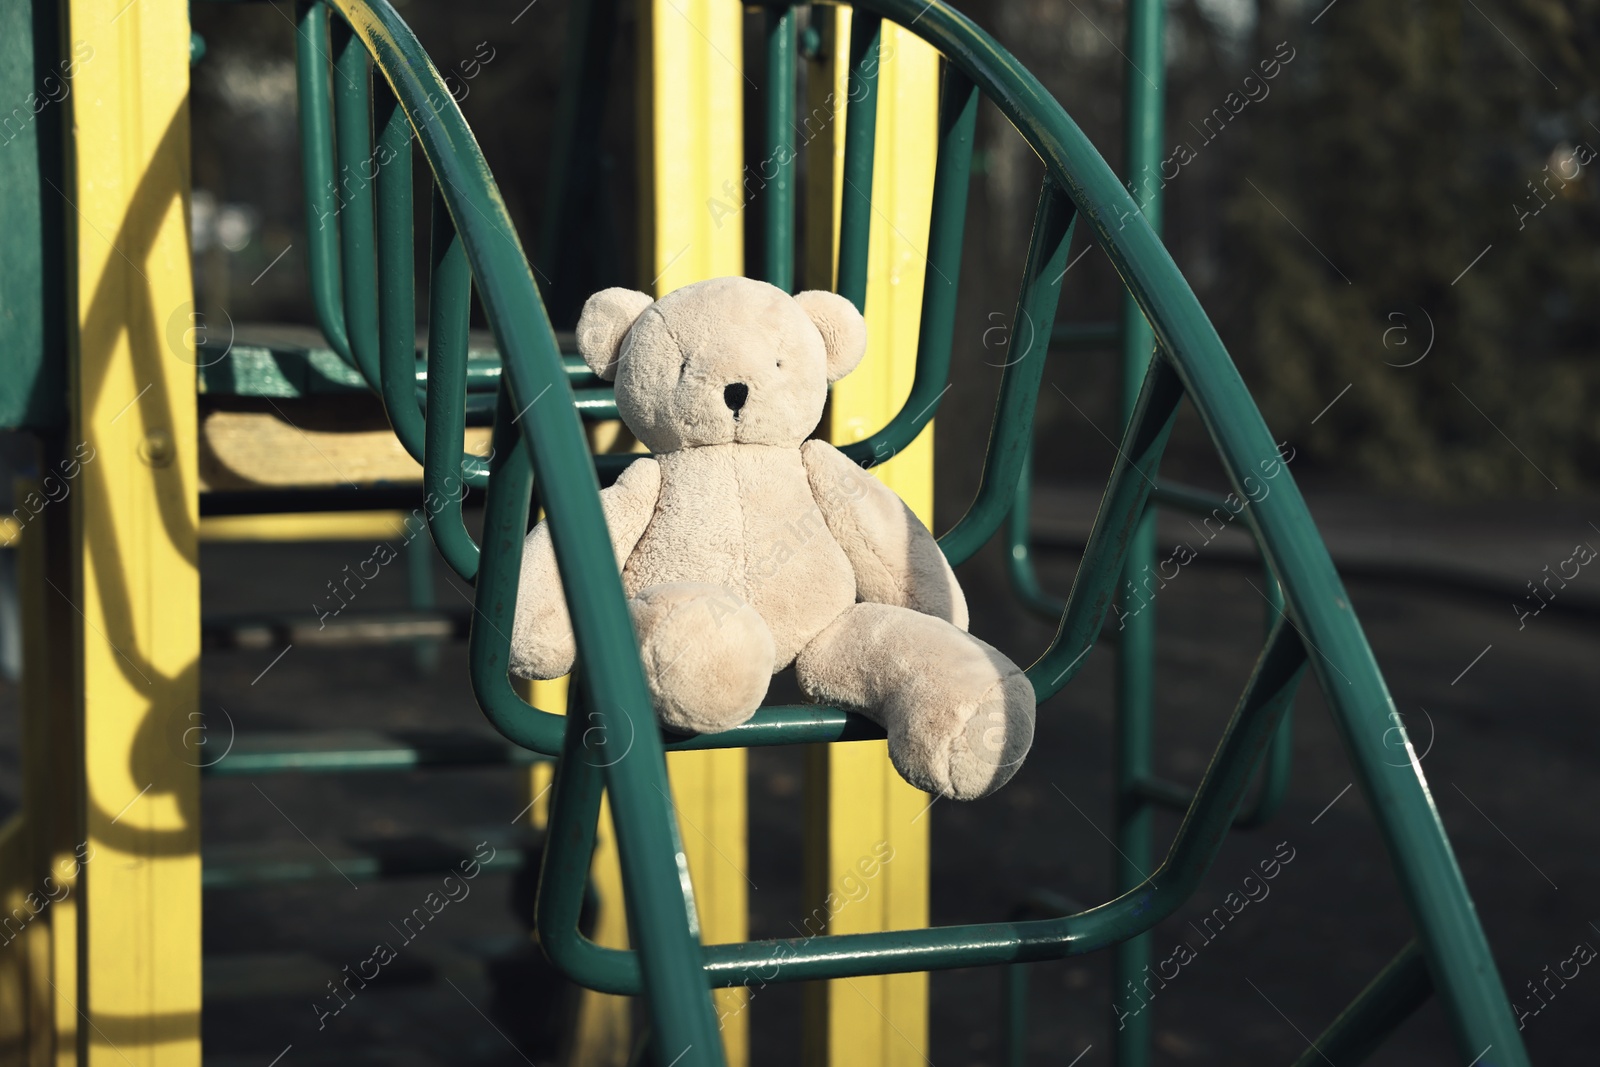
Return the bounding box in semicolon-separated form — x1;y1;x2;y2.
776;360;783;369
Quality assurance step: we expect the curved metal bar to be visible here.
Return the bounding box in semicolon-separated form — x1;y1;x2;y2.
331;15;381;388
835;13;881;311
375;50;494;492
423;185;483;581
1005;439;1066;621
534;674;607;990
294;1;353;365
859;3;1524;1055
523;617;1307;994
1024;355;1184;700
762;3;797;291
1290;940;1432;1067
937;175;1075;565
1235;575;1293;828
836;65;975;469
325;4;726;1061
464;385;567;753
373;79;423;451
1020;464;1296;828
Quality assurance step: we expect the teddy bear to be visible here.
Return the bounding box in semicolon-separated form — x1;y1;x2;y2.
509;276;1035;800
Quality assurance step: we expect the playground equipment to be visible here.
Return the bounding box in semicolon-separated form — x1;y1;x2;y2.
997;3;1301;1064
0;0;1533;1063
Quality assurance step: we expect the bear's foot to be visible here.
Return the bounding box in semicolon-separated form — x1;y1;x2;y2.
794;603;1036;800
888;664;1036;801
630;582;775;735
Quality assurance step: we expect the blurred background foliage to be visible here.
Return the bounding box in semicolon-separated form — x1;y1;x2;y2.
190;0;1600;504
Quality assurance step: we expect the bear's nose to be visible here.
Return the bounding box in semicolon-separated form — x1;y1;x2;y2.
724;382;749;412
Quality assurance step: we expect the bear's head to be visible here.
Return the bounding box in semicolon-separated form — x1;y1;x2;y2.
574;277;868;452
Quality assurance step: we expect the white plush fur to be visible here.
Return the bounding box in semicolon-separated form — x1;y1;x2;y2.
511;276;1036;799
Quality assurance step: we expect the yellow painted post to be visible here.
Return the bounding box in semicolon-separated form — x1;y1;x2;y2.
803;10;939;1067
65;0;201;1061
639;0;749;1062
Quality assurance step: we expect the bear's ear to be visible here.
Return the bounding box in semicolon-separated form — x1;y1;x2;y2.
576;288;654;381
795;290;867;383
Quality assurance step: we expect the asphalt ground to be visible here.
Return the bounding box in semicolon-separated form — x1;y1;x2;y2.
1;486;1595;1066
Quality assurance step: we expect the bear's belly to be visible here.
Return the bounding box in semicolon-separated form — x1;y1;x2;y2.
622;445;856;668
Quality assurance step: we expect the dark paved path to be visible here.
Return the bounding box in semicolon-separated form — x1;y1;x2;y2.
3;486;1593;1065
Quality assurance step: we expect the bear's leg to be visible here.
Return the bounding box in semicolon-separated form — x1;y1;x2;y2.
794;604;1035;800
629;582;776;735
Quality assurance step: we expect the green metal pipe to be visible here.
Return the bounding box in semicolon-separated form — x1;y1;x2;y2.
763;3;796;292
424;186;483;581
1024;356;1184;701
376;94;495;507
295;2;353;366
938;176;1075;565
835;13;880;311
203;837;530;890
405;523;440;674
1005;439;1066;621
1237;576;1293;828
838;65;977;469
534;680;610;987
373;80;424;458
1112;0;1167;1055
1148;479;1234;520
661;704;883;749
331;14;381;388
1002;962;1029;1067
1129;752;1291;830
467;386;567;756
527;619;1306;994
999;890;1086;1067
203;733;545;776
1132;480;1297;827
1112;516;1155;1067
464;385;723;1063
1289;940;1433;1067
329;6;727;1055
571;390;619;419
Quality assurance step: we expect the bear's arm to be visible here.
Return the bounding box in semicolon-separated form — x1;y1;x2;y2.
510;457;663;679
800;439;969;630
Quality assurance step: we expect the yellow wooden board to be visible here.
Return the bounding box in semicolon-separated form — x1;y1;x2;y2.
805;10;938;1067
196;401;493;490
65;0;202;1061
196;510;416;543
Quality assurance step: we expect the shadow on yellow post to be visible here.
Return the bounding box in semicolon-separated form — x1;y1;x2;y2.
15;0;210;1062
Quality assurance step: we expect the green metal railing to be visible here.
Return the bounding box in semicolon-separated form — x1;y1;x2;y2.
1002;2;1295;1059
286;0;1529;1064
